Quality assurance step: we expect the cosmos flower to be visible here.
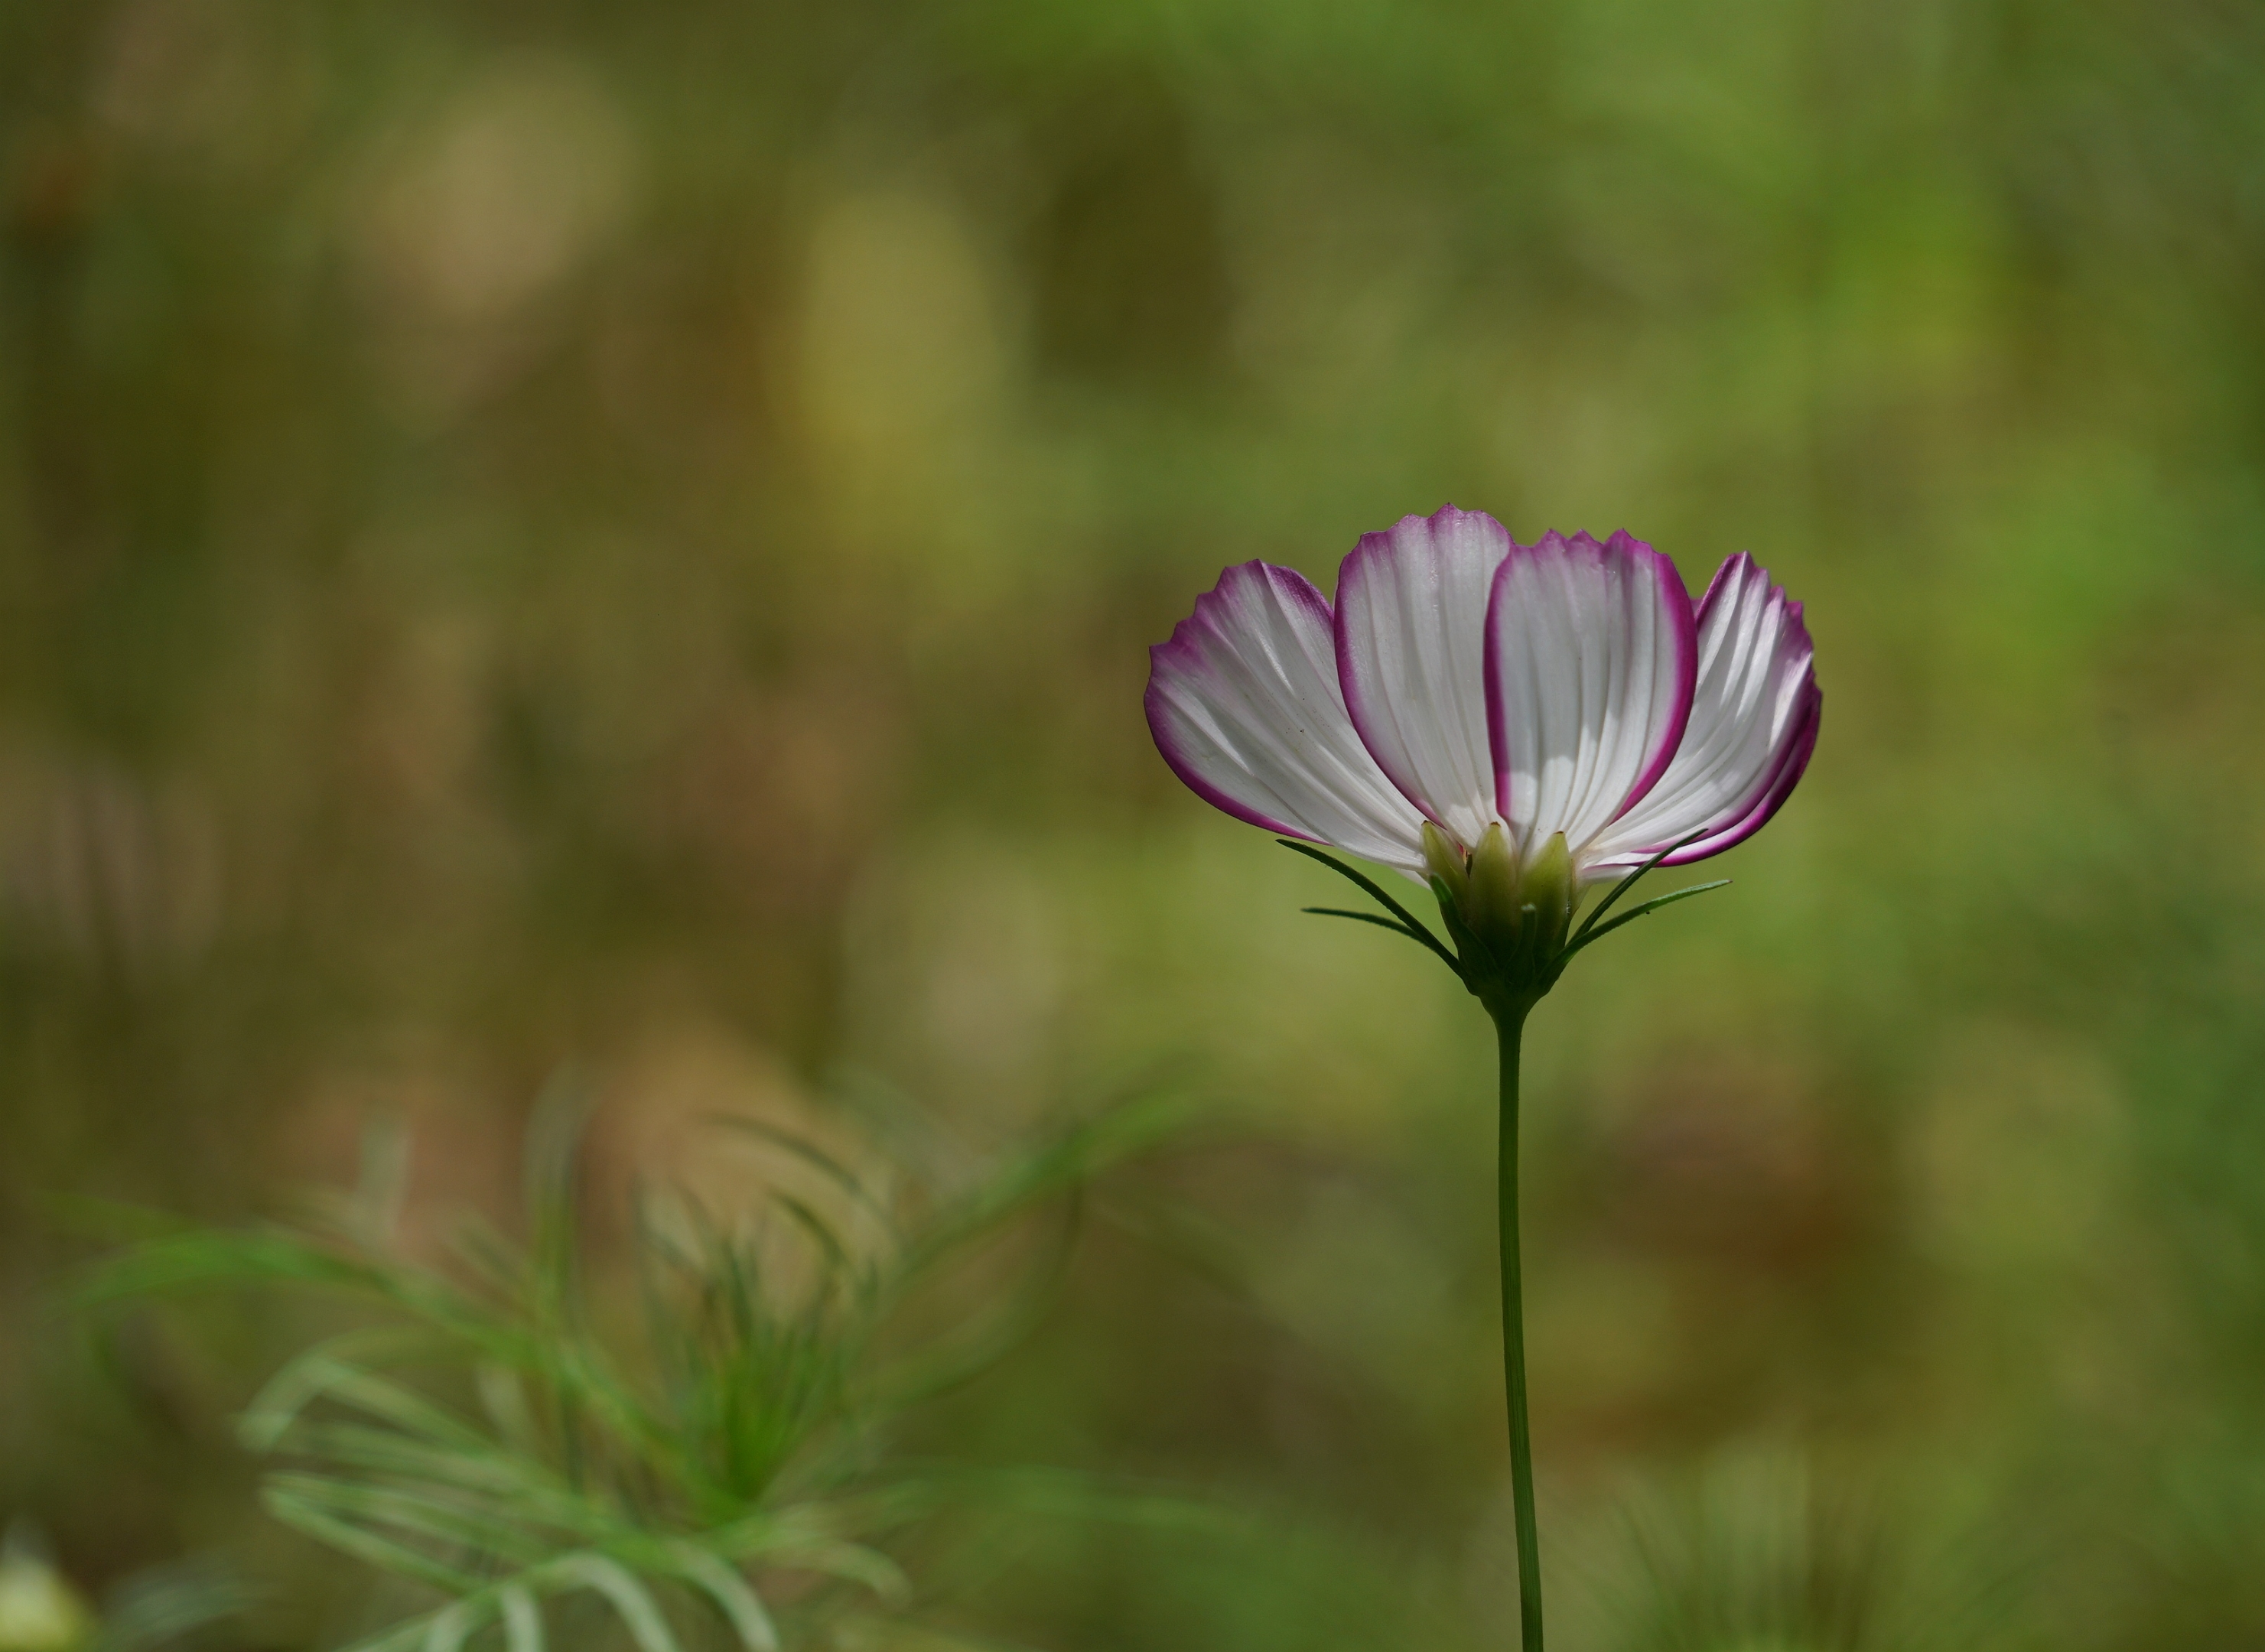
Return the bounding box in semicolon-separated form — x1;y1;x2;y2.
1144;506;1820;894
1148;506;1820;1652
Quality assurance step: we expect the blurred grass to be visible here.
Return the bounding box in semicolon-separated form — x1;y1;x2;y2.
68;1083;1215;1652
5;0;2265;1646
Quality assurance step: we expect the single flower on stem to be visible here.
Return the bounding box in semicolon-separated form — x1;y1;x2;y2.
1143;506;1819;1652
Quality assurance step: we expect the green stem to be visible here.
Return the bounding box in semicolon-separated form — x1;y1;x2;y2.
1495;1006;1544;1652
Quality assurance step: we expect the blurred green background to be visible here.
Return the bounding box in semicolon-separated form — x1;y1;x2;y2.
5;0;2265;1645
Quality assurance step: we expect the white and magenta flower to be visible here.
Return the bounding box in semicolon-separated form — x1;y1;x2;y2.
1144;506;1819;889
1147;509;1818;1645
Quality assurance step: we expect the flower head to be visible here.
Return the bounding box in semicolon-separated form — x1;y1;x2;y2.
1146;508;1820;1641
1144;507;1818;1000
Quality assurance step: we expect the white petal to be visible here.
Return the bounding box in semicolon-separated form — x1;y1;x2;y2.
1145;561;1428;873
1582;553;1819;875
1332;506;1512;850
1484;529;1697;854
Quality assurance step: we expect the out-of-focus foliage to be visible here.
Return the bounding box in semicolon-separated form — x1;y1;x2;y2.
0;1527;245;1652
76;1087;1208;1652
4;0;2265;1646
0;1529;99;1652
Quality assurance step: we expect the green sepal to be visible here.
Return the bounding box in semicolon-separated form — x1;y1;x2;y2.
1517;831;1575;961
1283;826;1736;1007
1463;823;1525;955
1275;841;1463;977
1428;875;1498;979
1421;822;1469;908
1557;879;1732;961
1571;828;1708;944
1301;906;1462;972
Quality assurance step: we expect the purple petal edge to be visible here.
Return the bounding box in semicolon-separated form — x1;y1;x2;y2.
1606;528;1700;822
1693;549;1752;623
1655;681;1821;864
1333;503;1512;835
1482;561;1514;821
1143;560;1333;844
1672;573;1818;847
1587;561;1818;874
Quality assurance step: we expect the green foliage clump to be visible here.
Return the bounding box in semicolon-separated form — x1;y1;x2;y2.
78;1088;1204;1652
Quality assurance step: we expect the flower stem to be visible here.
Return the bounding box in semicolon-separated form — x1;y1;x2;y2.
1495;1005;1544;1652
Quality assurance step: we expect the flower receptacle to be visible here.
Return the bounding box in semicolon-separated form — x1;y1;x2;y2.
1287;821;1731;1029
1421;821;1469;909
1425;827;1577;1019
1465;823;1524;954
1518;831;1576;961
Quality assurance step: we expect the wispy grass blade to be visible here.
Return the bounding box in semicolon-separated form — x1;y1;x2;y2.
499;1588;543;1652
667;1545;780;1652
771;1192;854;1286
709;1117;902;1237
287;1426;611;1540
540;1556;681;1652
242;1345;496;1455
265;1470;552;1567
761;1540;910;1602
474;1364;545;1461
708;1516;912;1602
91;1558;258;1652
260;1485;483;1594
418;1602;479;1652
78;1228;405;1306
